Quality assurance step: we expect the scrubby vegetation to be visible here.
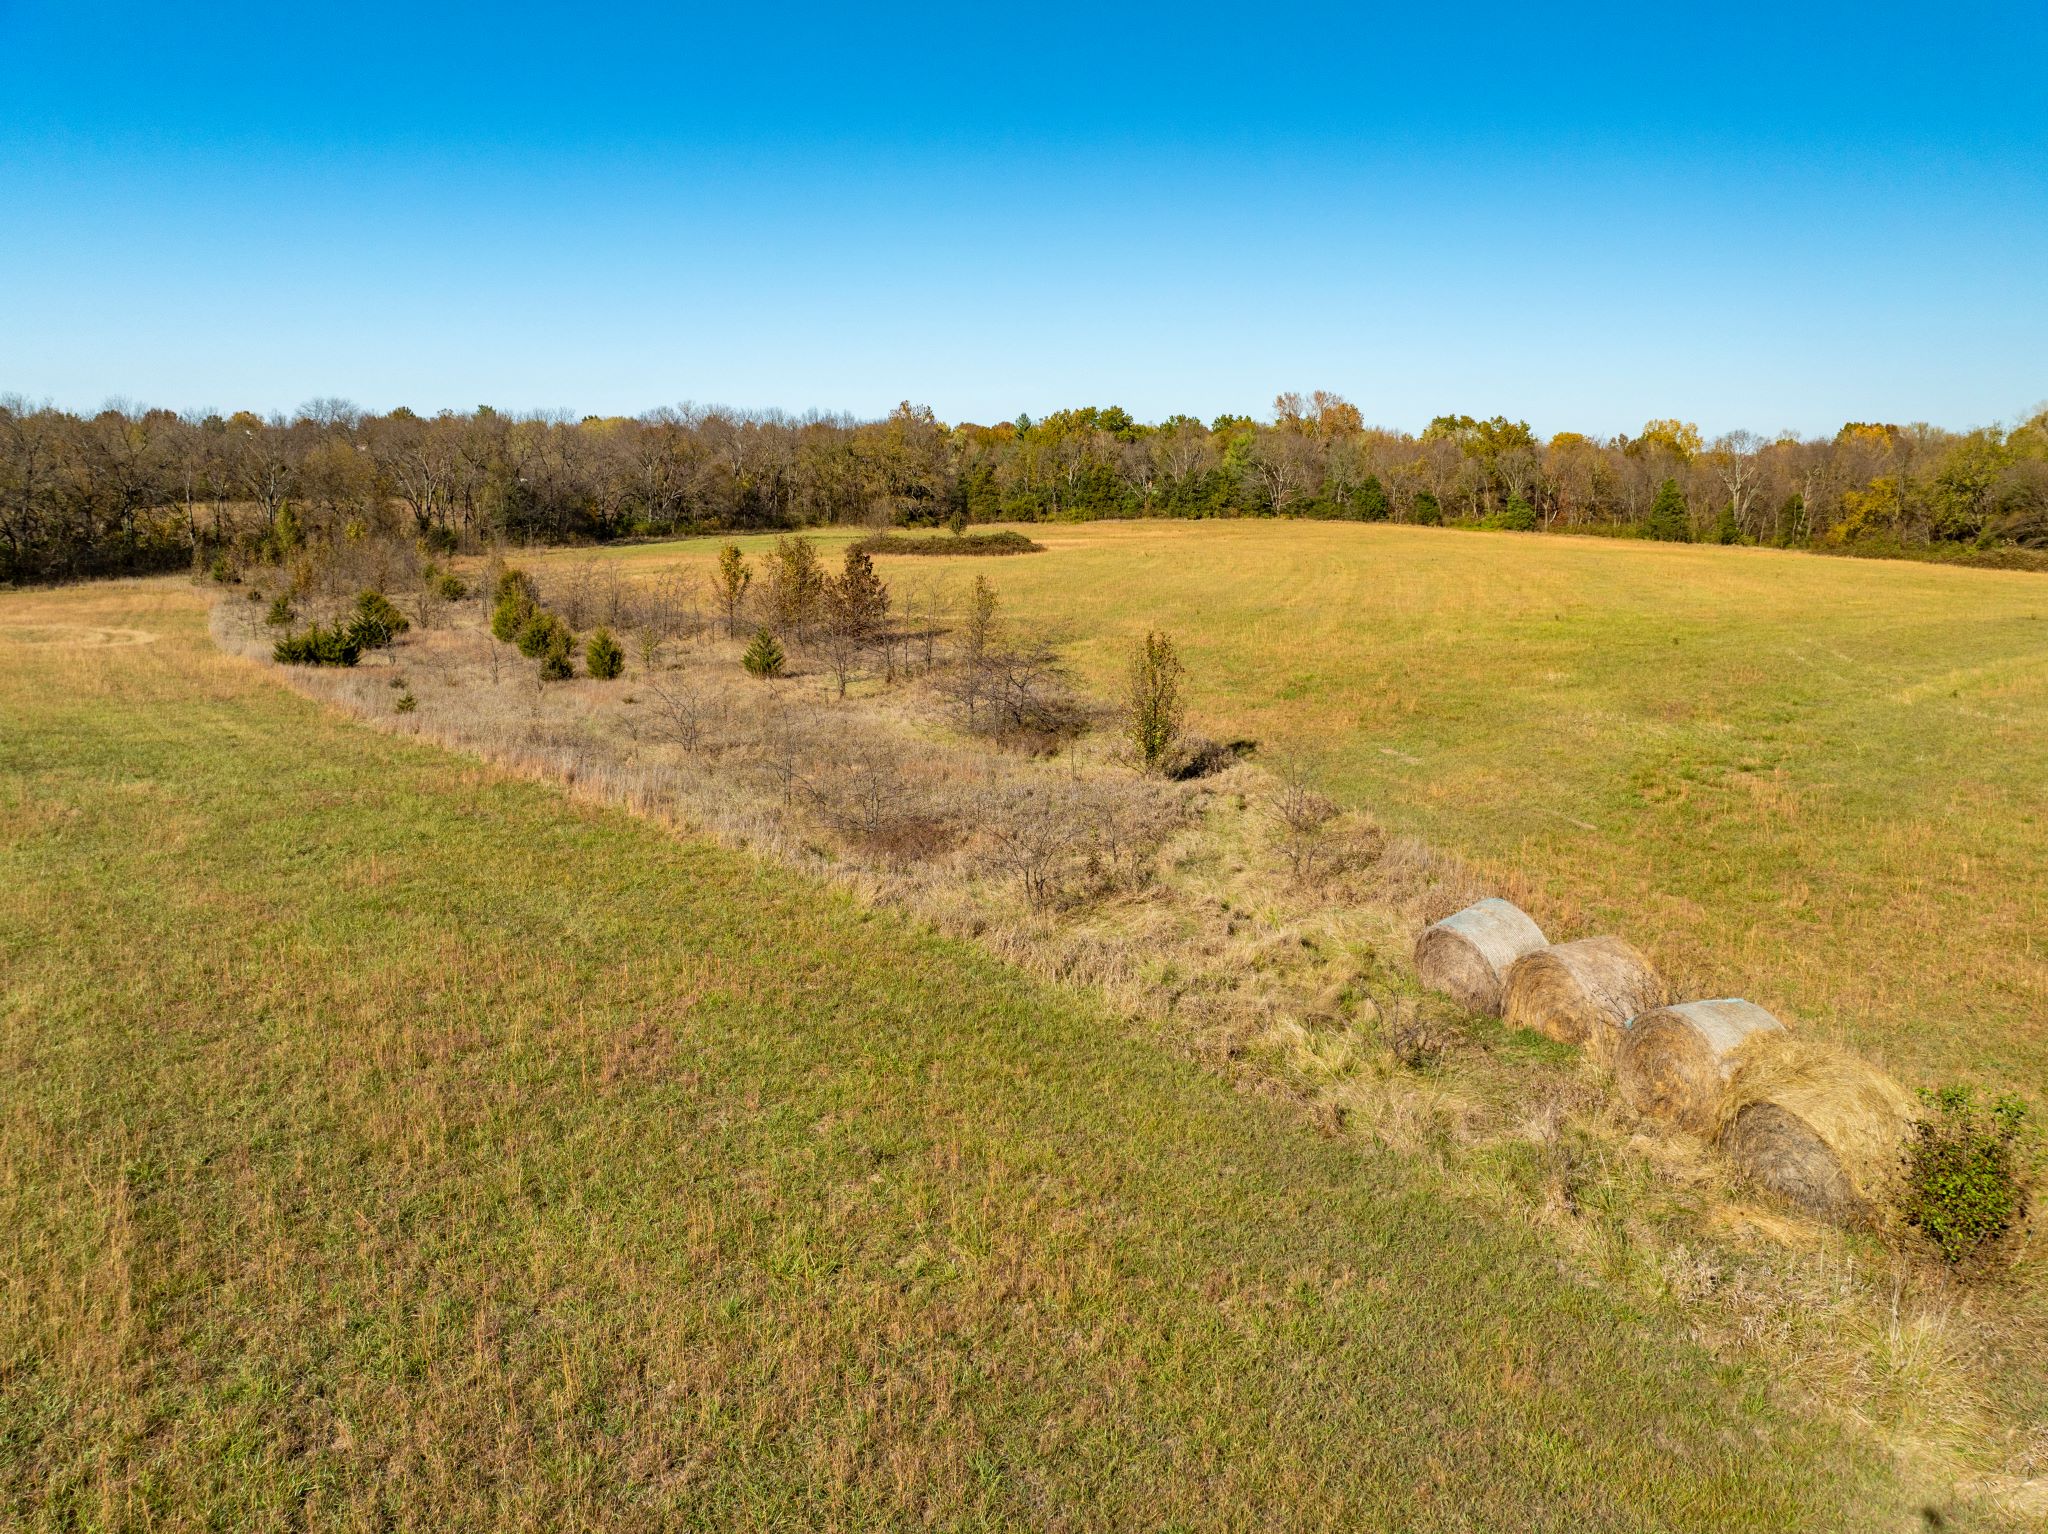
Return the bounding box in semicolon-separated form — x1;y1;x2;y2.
854;529;1045;556
271;622;361;667
1903;1087;2033;1265
1125;629;1187;774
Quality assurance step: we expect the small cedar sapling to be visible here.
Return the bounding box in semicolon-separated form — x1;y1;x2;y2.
584;627;625;679
743;627;786;679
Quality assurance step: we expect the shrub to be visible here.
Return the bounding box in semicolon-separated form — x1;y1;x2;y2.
852;530;1044;557
273;624;363;667
1126;630;1186;775
495;567;537;607
515;608;570;660
1901;1085;2030;1265
209;554;238;583
264;593;295;628
347;590;411;650
742;627;786;679
584;626;625;679
490;591;529;642
435;571;468;601
394;688;418;714
538;636;575;681
419;524;459;556
1491;495;1538;532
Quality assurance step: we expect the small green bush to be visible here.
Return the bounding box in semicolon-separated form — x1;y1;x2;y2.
537;629;575;681
584;627;625;679
742;627;785;679
209;554;238;584
348;590;411;650
273;624;363;667
419;524;459;556
264;593;295;628
490;591;529;642
1901;1085;2030;1265
1490;495;1538;532
394;688;418;714
434;571;468;601
495;568;537;607
516;608;571;660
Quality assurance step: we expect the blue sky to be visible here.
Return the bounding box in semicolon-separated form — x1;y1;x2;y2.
2;2;2044;436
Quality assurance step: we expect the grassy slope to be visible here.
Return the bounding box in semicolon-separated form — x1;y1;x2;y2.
578;522;2048;1090
0;581;1902;1529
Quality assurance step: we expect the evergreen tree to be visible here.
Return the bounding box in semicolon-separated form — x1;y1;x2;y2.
831;545;890;635
537;628;575;681
584;626;624;679
1356;475;1391;522
766;535;824;637
1645;478;1693;542
742;627;785;679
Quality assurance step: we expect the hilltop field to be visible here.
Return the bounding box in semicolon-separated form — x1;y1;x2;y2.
567;520;2048;1091
1;577;1912;1531
5;522;2046;1529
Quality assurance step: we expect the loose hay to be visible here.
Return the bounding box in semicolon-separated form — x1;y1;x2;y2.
1615;998;1785;1132
1412;898;1546;1015
1501;935;1667;1060
1715;1033;1916;1225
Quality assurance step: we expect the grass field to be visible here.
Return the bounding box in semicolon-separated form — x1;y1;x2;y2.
0;579;1922;1529
571;521;2048;1093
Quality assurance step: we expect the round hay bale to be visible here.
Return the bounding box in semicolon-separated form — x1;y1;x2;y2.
1413;899;1546;1016
1614;998;1785;1132
1716;1034;1915;1224
1500;936;1668;1059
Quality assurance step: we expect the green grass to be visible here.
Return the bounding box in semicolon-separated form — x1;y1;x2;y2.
576;521;2048;1092
0;580;1906;1528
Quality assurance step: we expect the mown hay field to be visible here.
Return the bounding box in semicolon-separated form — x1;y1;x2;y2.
0;579;1905;1529
578;521;2048;1091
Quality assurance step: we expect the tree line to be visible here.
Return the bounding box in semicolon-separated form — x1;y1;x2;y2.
5;390;2046;584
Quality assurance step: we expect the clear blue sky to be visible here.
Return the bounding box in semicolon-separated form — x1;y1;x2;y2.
3;1;2044;436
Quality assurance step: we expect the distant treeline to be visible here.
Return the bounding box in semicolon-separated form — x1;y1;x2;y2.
5;391;2047;584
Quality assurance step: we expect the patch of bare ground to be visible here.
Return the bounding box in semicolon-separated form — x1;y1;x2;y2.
213;550;2046;1525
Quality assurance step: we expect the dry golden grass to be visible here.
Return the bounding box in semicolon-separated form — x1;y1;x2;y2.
5;576;1945;1531
566;520;2048;1096
207;544;2048;1521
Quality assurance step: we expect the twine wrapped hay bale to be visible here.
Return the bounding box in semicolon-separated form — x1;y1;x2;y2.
1413;898;1546;1015
1501;936;1668;1059
1615;998;1785;1132
1716;1034;1916;1224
